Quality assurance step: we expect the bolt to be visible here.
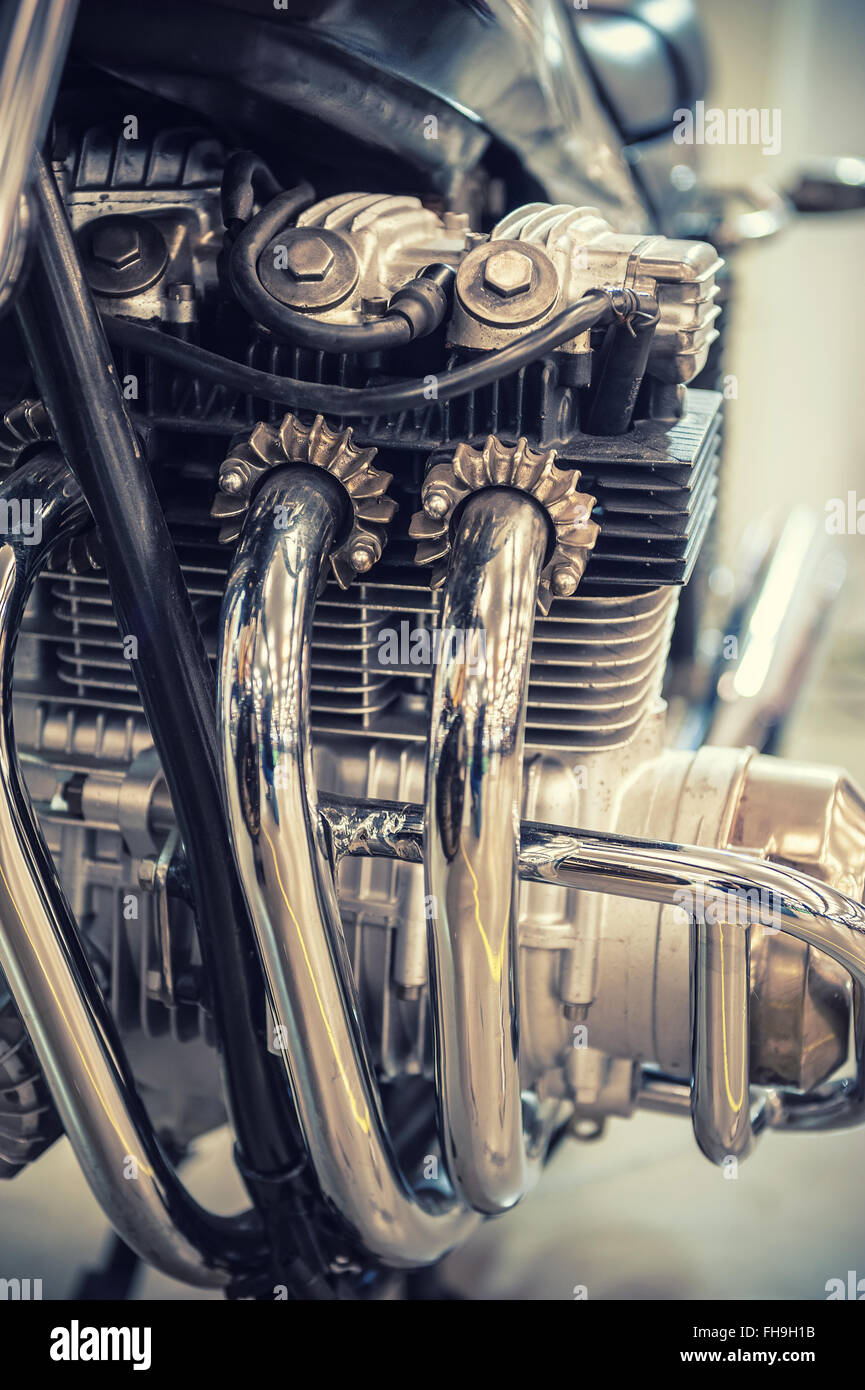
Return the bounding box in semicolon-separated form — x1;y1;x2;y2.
220;463;250;496
91;218;142;270
350;540;377;574
483;248;533;299
284;234;335;282
423;488;452;520
550;565;579;598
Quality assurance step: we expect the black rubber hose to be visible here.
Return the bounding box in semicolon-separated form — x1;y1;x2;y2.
220;151;282;231
227;187;432;353
16;156;314;1268
584;295;660;436
103;287;637;418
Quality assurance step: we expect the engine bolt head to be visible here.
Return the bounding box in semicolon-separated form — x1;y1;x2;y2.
283;234;335;282
349;540;377;573
482;248;534;299
219;463;249;495
91;219;142;270
423;488;451;520
550;565;579;597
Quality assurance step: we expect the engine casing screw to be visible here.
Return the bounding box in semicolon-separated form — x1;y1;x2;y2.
283;235;335;282
91;219;142;270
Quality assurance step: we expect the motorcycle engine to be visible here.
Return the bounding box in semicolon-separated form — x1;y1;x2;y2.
1;112;853;1142
1;70;863;1294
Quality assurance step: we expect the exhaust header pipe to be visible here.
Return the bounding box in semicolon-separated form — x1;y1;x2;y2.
217;423;865;1268
218;464;481;1267
425;486;548;1213
0;452;261;1287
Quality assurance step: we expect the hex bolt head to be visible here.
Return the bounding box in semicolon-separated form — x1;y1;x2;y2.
349;540;377;573
219;463;250;496
423;488;452;521
91;219;142;270
284;235;335;282
550;565;579;597
483;248;534;298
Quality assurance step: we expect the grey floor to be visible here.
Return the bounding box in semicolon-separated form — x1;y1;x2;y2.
2;0;864;1300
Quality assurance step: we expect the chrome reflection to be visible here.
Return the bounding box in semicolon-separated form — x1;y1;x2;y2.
426;488;549;1213
0;451;260;1287
0;1;78;312
320;791;865;1146
218;465;479;1267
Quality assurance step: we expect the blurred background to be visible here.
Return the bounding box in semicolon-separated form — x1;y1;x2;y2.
2;0;864;1299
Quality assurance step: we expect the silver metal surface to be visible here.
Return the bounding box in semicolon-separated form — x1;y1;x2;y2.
452;201;723;381
516;812;865;1144
0;452;258;1286
213;413;396;586
691;916;754;1162
410;434;598;613
293;193;470;323
0;0;78;310
218;465;480;1266
320;791;865;1141
426;488;547;1213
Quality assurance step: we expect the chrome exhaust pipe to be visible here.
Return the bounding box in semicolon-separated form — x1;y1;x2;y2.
215;426;865;1259
218;465;479;1267
426;488;548;1213
321;792;865;1142
0;451;260;1288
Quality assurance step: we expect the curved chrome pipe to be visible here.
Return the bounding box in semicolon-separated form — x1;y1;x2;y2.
692;917;755;1162
320;794;865;1142
218;465;479;1267
426;488;548;1213
0;451;261;1287
0;1;78;312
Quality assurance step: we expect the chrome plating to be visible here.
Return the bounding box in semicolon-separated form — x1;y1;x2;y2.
0;452;259;1287
426;488;548;1213
218;466;479;1266
320;792;865;1143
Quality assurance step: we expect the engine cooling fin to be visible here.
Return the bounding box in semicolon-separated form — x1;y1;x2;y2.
14;388;719;755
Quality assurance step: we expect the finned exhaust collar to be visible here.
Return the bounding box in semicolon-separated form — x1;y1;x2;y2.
211;413;397;588
409;434;599;613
